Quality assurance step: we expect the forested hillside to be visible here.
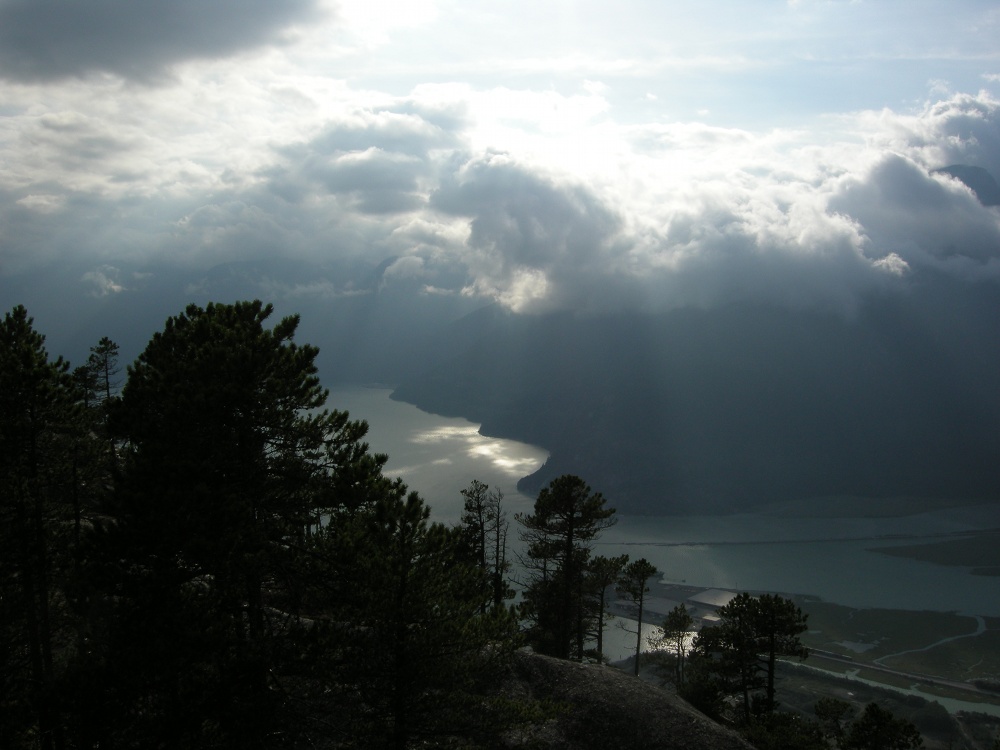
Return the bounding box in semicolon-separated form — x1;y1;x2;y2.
1;301;525;748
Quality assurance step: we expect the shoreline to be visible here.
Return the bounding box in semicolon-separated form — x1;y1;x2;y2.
610;578;1000;717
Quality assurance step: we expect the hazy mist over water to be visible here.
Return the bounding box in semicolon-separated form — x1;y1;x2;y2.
332;386;1000;617
601;515;1000;616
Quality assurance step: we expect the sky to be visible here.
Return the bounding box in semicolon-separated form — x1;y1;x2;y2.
2;0;1000;361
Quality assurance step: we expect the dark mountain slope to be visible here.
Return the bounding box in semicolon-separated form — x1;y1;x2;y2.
392;270;1000;513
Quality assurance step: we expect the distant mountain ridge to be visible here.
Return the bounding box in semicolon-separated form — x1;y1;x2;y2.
392;269;1000;514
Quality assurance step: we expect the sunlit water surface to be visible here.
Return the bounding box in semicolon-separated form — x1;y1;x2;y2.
328;385;548;524
329;386;1000;617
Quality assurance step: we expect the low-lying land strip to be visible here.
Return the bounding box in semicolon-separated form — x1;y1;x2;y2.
873;530;1000;577
629;579;1000;711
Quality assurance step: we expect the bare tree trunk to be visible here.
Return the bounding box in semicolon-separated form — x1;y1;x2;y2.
633;588;644;676
596;589;607;661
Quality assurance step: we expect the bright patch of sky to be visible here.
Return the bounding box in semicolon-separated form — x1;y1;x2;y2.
1;0;999;323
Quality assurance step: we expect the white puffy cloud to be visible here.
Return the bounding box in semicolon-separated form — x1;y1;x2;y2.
81;266;125;296
830;153;1000;270
391;89;1000;316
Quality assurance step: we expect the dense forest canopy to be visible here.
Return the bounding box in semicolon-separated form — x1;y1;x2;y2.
0;301;523;749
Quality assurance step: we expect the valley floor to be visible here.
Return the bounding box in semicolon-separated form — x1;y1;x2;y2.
613;579;1000;749
614;579;1000;715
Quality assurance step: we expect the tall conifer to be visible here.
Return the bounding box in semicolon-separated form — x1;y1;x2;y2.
0;306;81;750
516;475;616;660
105;300;379;743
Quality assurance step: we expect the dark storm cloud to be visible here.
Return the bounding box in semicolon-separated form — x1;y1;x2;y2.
430;154;626;311
1;185;147;272
267;107;460;214
651;207;889;315
5;81;999;335
301;149;426;214
35;112;132;162
431;156;607;266
308;108;463;156
2;104;462;287
831;154;1000;273
0;0;323;82
424;151;912;316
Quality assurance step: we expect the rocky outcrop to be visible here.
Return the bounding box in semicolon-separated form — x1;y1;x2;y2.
499;651;751;750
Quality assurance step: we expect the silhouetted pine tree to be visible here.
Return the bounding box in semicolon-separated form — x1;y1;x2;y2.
336;491;520;747
100;301;383;746
690;592;808;722
0;305;83;750
617;557;659;675
459;480;514;612
516;475;616;660
584;554;629;662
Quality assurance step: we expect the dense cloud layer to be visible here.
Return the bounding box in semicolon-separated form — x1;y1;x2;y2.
1;1;999;367
4;89;1000;314
4;94;1000;363
0;0;322;82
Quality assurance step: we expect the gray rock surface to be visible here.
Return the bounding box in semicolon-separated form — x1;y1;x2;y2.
500;651;752;750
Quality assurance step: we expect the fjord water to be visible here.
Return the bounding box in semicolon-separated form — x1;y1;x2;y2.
601;512;1000;616
330;386;1000;618
328;385;549;524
